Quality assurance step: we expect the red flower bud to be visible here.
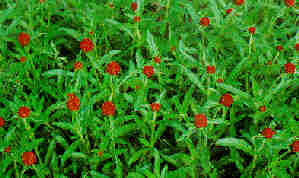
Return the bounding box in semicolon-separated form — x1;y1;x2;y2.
267;61;272;65
150;103;161;112
194;114;207;128
276;45;283;51
74;61;83;70
291;140;299;152
18;106;31;118
109;3;114;8
154;56;161;64
4;147;11;153
226;8;233;14
219;93;233;107
207;65;216;74
133;16;140;23
80;38;94;53
22;152;37;166
284;62;296;74
261;128;275;138
295;43;299;51
143;66;154;78
200;17;210;27
66;94;80;111
18;32;30;47
0;117;4;127
20;56;26;63
98;150;104;157
217;78;224;83
235;0;244;6
101;101;115;116
259;106;266;112
89;31;94;35
285;0;295;7
248;27;256;34
106;61;121;75
131;2;138;12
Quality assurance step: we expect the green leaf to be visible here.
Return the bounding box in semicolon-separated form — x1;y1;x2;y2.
180;65;205;92
128;148;149;166
216;138;253;155
105;19;134;38
147;30;159;56
60;28;81;40
42;69;74;77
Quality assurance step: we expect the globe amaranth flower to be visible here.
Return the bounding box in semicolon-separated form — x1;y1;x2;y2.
0;117;4;127
20;56;26;63
131;2;138;12
284;62;296;74
143;66;154;78
285;0;295;7
235;0;244;6
150;103;161;112
276;45;283;51
106;61;121;75
101;101;115;116
291;140;299;152
18;32;30;47
295;43;299;51
226;8;233;14
194;114;207;128
22;151;37;166
200;17;210;27
217;78;224;83
154;56;161;64
74;61;83;70
98;150;104;157
259;106;266;112
67;94;80;111
4;147;11;153
207;65;216;74
248;27;256;35
133;16;140;23
261;128;275;138
219;93;233;107
18;106;31;118
80;38;94;53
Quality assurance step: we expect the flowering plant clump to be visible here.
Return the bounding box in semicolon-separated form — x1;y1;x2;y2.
1;1;298;177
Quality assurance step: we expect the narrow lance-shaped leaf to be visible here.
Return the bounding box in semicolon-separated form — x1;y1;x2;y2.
216;138;253;155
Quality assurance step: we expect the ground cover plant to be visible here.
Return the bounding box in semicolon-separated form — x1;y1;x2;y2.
0;0;298;177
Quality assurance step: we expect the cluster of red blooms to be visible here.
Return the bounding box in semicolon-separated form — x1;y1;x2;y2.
22;151;37;166
130;2;140;23
80;38;94;53
74;61;83;70
66;94;80;111
18;106;31;118
101;101;116;116
106;61;121;75
150;103;161;112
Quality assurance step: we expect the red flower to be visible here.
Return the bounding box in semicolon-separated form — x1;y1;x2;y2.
267;60;272;65
259;106;266;112
18;106;30;118
291;140;299;152
276;45;283;51
22;152;37;166
89;31;94;35
248;27;256;34
80;38;94;53
66;94;80;111
4;147;11;153
200;17;210;27
207;65;216;74
109;3;114;8
133;16;140;23
219;93;233;107
295;43;299;51
131;2;138;12
261;128;275;138
235;0;244;6
0;117;4;127
284;62;296;74
101;101;115;116
18;32;30;47
74;61;83;70
217;78;224;83
150;103;161;112
154;56;161;64
194;114;207;128
170;46;176;51
106;61;121;75
285;0;295;7
20;56;26;63
143;66;154;78
226;8;233;14
40;0;45;3
98;150;104;157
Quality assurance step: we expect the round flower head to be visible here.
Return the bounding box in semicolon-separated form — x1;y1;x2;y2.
133;16;140;23
101;101;115;116
276;45;283;51
235;0;244;6
80;38;94;53
66;94;80;111
284;62;296;74
106;61;121;75
74;61;83;70
20;56;26;63
143;66;154;78
261;128;275;138
285;0;295;7
267;61;273;65
200;17;210;27
98;150;104;157
154;56;161;64
18;106;30;118
219;93;233;107
131;2;138;12
248;27;256;34
226;8;233;14
4;147;11;153
217;78;224;83
22;152;37;166
18;32;30;47
0;117;4;127
207;65;216;74
291;140;299;152
194;114;207;128
259;106;266;112
295;43;299;51
150;103;161;112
